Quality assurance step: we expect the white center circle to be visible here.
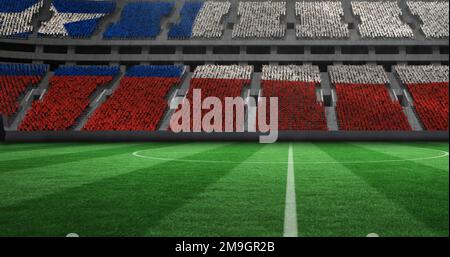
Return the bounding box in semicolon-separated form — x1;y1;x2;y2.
132;146;449;165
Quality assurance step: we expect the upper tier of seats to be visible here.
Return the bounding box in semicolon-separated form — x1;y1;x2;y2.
103;1;173;39
18;65;118;131
295;1;349;39
330;65;411;131
232;1;286;39
407;1;449;39
84;65;184;131
0;63;47;117
260;65;327;131
0;0;43;38
351;1;414;39
38;0;115;38
1;1;448;40
394;65;449;131
168;1;231;39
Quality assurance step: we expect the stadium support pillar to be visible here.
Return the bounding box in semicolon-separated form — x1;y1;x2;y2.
0;116;5;142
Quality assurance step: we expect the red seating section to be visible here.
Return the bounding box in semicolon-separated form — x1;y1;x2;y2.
335;84;411;131
84;77;180;131
406;82;449;131
19;76;112;131
260;81;327;130
0;75;42;117
175;78;249;131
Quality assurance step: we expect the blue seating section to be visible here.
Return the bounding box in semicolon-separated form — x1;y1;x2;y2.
126;65;184;78
54;65;120;76
38;0;116;38
52;0;116;14
103;2;174;39
0;0;38;12
168;2;203;39
0;63;48;76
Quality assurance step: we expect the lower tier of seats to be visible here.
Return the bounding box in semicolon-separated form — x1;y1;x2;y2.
19;76;113;131
84;77;180;131
335;84;411;131
260;81;327;131
407;82;449;131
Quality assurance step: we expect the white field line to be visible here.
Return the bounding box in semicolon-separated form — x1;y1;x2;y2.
283;143;298;237
132;147;449;165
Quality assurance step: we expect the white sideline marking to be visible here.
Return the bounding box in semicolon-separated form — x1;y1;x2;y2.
283;143;298;237
95;90;106;103
367;233;379;237
132;147;449;164
66;233;79;237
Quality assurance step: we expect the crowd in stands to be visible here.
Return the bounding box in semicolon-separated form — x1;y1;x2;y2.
329;64;388;84
232;1;286;39
352;1;413;39
394;65;449;131
176;65;252;131
191;1;231;39
0;0;43;38
38;0;115;38
168;2;203;39
260;65;327;130
193;64;253;80
330;65;410;131
407;1;449;39
103;2;173;39
0;63;47;117
19;66;118;131
295;1;349;39
84;65;184;131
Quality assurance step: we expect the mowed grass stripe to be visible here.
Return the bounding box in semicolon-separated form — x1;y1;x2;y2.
0;143;261;236
0;143;176;174
0;143;225;208
317;143;448;236
0;143;140;162
145;143;288;236
354;142;449;172
294;143;436;237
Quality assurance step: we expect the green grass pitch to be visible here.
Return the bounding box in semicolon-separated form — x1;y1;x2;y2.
0;141;448;237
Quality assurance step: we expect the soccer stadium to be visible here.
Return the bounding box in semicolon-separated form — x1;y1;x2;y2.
0;0;448;238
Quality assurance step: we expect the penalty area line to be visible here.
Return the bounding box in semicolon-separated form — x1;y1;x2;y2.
283;143;298;237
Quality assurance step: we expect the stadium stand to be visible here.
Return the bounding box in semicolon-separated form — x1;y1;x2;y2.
38;0;116;38
260;65;327;130
395;65;449;131
84;65;184;131
351;1;414;39
19;66;119;131
295;1;349;39
0;63;48;117
103;1;173;39
407;1;449;39
0;114;4;140
168;1;231;39
0;0;43;38
174;65;252;131
232;1;286;39
330;65;411;131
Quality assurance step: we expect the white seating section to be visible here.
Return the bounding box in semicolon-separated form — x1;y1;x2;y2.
38;5;106;37
0;0;43;38
261;65;321;82
192;1;231;39
394;65;449;84
193;65;253;80
329;65;389;84
351;1;413;39
232;1;286;39
295;1;349;39
407;1;449;39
